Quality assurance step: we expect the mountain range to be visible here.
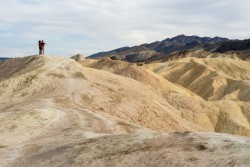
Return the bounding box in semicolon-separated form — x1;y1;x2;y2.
89;35;250;62
0;57;9;62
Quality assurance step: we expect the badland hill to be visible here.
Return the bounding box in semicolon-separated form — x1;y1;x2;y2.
0;54;250;166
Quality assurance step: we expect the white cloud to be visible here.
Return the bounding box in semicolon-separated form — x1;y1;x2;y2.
0;0;249;57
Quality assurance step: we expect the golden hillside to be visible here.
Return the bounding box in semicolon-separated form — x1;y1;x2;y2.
144;57;250;101
80;57;250;136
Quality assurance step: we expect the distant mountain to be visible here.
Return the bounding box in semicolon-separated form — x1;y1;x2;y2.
142;35;229;54
0;57;9;62
88;35;230;62
89;45;166;62
89;47;131;59
215;39;250;52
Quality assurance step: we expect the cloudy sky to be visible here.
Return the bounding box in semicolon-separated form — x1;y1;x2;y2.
0;0;250;57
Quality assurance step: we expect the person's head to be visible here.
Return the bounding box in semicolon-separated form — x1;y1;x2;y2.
39;40;41;42
42;40;43;42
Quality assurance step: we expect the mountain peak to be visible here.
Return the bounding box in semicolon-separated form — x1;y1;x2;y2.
163;34;229;44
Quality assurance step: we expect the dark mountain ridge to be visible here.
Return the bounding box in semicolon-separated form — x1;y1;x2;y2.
89;35;229;62
90;47;131;58
88;35;250;62
215;39;250;52
0;57;10;62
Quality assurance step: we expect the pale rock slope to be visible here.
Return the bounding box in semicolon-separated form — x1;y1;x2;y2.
0;55;250;167
167;50;241;60
81;57;250;136
144;57;250;101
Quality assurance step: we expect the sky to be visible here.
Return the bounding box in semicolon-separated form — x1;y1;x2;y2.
0;0;250;57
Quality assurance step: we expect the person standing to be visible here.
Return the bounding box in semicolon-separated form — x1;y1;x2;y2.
41;40;46;54
38;40;42;55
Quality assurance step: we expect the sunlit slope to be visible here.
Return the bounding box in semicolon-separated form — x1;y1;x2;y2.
0;55;206;147
80;57;250;136
144;57;250;101
167;50;240;60
83;58;201;99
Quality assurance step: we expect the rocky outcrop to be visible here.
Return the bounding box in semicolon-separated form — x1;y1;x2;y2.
71;53;85;62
